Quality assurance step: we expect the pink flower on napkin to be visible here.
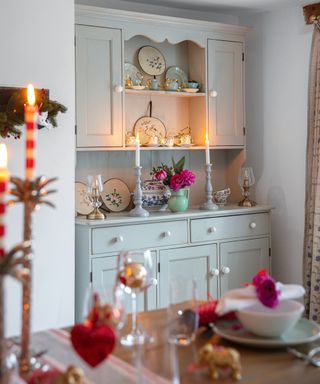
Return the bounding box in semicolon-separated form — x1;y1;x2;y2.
154;169;167;181
253;270;280;308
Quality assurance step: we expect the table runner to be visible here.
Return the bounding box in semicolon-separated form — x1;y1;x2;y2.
11;329;170;384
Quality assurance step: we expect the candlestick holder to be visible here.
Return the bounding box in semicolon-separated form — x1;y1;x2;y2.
8;176;57;378
201;164;219;211
86;175;105;220
238;167;256;207
130;167;149;217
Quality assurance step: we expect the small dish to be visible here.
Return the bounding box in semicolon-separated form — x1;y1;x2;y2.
213;318;320;348
178;143;194;148
182;88;199;93
130;85;146;90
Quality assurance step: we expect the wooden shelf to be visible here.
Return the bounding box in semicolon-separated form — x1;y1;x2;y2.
76;145;245;152
125;89;206;97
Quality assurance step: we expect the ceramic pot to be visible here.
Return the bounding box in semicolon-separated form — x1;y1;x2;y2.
168;188;189;212
141;180;170;208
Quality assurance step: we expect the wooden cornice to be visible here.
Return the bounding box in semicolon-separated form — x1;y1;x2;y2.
304;3;320;24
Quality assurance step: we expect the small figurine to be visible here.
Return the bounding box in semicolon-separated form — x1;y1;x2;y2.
198;343;242;381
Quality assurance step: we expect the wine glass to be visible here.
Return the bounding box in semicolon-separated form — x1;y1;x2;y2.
86;174;105;220
167;278;199;346
238;166;256;207
83;283;126;331
116;250;155;346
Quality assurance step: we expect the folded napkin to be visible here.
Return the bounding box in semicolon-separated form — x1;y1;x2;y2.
216;283;305;315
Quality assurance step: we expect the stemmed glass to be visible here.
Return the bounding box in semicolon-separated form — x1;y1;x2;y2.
86;174;105;220
238;166;256;207
116;250;155;346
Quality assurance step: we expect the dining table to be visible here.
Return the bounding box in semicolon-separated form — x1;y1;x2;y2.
12;308;320;384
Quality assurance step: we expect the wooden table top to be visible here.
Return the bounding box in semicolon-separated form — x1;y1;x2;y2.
114;309;320;384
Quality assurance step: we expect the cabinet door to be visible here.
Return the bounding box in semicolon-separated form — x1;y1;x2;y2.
208;40;244;146
159;245;218;308
219;238;269;296
91;253;157;313
76;25;123;148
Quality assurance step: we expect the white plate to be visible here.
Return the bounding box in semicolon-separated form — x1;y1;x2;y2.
213;318;320;348
182;88;199;93
138;46;166;76
130;85;146;90
101;179;131;212
134;116;167;146
75;181;93;216
178;143;194;148
124;62;143;83
166;66;188;88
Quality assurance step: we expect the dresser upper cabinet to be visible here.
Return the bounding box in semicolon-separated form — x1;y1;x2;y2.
207;39;244;147
75;25;123;148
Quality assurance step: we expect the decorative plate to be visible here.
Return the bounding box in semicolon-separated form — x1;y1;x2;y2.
75;181;93;216
138;46;166;76
166;66;188;88
101;179;131;212
124;62;143;83
212;319;320;348
134;116;167;146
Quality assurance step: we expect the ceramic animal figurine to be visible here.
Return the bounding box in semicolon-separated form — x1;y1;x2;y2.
198;343;242;381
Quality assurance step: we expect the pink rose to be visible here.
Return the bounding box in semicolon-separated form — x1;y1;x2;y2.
154;170;167;181
180;169;196;187
255;275;279;308
169;173;184;192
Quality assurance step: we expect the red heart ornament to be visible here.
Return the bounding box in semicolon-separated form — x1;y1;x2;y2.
71;324;116;367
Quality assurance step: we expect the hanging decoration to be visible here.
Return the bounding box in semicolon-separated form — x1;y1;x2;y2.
0;87;67;139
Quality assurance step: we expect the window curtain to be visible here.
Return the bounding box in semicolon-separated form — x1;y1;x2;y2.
304;25;320;323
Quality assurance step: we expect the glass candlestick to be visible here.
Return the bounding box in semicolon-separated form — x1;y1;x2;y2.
238;167;256;207
86;175;105;220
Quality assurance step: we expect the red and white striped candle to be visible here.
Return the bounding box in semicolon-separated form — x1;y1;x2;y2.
24;84;38;181
0;143;9;257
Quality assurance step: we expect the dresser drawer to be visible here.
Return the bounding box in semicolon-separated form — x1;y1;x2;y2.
191;213;269;243
92;220;188;254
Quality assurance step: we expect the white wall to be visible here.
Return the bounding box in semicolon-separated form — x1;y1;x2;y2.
240;6;312;284
0;0;75;335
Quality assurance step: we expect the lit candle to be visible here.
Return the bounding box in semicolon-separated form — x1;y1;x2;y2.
135;132;140;167
205;133;210;165
0;143;9;257
24;84;38;181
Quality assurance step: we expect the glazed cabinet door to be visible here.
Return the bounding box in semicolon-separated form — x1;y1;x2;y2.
219;238;270;296
207;39;244;147
75;25;123;148
158;245;218;308
90;253;157;314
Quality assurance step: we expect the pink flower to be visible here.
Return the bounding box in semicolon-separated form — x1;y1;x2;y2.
154;170;167;181
180;169;196;187
169;173;184;192
255;275;279;308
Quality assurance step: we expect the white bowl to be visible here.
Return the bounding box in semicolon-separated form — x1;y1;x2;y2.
237;300;304;338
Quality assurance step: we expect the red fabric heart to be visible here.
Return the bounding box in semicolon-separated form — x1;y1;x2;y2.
71;324;116;367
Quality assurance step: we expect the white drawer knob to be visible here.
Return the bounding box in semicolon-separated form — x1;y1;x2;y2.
208;226;217;233
114;235;124;243
221;266;231;275
209;90;218;98
114;85;123;93
209;268;220;278
162;231;171;238
249;222;257;229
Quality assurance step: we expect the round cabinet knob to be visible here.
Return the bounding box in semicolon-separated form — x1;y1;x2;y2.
114;85;124;93
162;231;171;238
209;268;220;278
249;222;257;229
208;226;217;233
151;278;158;286
114;235;124;243
221;266;231;275
209;90;218;98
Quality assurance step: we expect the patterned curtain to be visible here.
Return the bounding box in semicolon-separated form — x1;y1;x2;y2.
304;25;320;323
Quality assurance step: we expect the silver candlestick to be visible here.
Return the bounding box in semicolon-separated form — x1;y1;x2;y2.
201;164;219;211
130;167;149;217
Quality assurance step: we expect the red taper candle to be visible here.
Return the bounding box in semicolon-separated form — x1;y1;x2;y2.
0;144;9;257
24;84;38;181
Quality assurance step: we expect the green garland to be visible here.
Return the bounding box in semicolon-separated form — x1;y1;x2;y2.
0;88;67;139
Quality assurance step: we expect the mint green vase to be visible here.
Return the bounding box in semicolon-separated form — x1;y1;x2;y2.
168;188;189;212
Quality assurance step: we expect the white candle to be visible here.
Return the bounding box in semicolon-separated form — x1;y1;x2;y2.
135;133;140;167
205;133;210;165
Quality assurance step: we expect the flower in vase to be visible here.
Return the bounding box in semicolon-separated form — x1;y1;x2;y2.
180;169;196;187
170;173;184;192
154;169;167;181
